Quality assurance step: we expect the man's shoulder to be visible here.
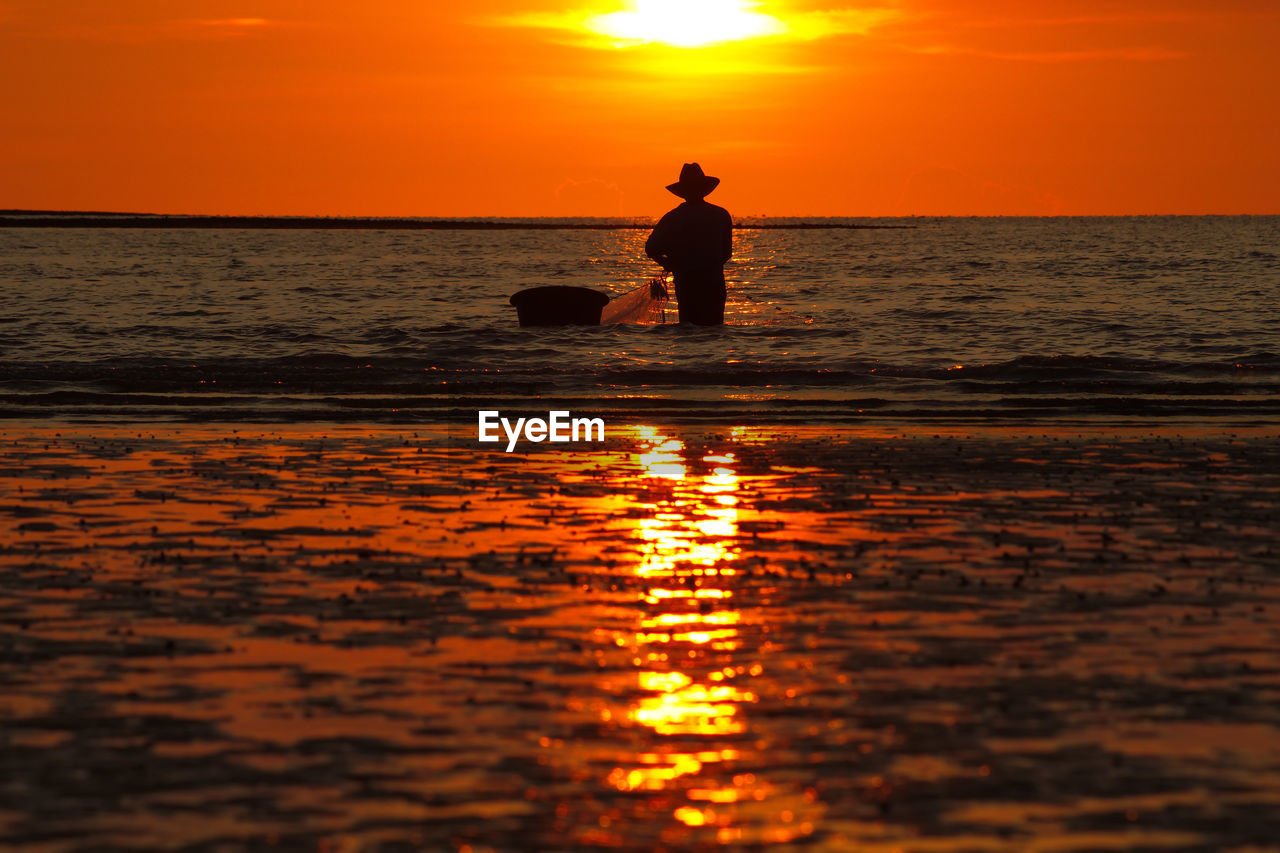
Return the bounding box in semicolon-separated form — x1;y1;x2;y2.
650;208;678;233
660;201;731;225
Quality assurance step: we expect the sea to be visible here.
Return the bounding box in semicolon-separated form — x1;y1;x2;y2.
2;215;1277;425
4;216;1280;851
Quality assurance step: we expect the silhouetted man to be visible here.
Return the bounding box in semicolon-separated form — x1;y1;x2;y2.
645;163;732;325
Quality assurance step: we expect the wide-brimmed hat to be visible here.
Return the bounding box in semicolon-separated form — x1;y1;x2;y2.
666;162;720;199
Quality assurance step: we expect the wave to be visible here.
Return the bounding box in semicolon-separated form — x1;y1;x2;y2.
3;352;1278;424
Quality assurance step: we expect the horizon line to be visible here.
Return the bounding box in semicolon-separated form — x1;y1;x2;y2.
2;209;1276;229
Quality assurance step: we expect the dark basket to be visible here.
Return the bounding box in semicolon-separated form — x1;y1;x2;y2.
509;286;609;327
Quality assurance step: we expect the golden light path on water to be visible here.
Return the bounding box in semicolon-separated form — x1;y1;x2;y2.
604;426;820;844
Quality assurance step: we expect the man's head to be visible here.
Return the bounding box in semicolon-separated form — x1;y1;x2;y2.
666;162;720;200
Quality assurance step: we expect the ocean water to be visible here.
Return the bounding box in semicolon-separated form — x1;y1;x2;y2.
4;218;1280;852
1;216;1277;423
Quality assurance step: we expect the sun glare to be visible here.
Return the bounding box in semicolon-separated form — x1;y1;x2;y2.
587;0;785;47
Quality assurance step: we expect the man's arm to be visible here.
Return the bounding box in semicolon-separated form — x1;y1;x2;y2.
645;216;672;270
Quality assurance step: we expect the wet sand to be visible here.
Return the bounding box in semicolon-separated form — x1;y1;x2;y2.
2;423;1279;851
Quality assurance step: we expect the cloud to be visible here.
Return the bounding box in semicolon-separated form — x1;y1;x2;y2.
908;44;1188;63
953;9;1280;30
552;178;626;215
956;12;1199;29
779;8;901;40
16;16;284;43
192;18;274;31
167;17;281;38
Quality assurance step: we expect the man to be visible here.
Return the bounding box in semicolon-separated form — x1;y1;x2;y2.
645;163;733;326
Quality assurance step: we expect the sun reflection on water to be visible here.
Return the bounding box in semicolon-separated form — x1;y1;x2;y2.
600;426;815;843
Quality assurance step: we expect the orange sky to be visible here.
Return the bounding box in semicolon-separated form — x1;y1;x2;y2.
1;0;1277;216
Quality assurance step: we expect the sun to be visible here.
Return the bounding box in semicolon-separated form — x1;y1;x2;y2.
586;0;785;48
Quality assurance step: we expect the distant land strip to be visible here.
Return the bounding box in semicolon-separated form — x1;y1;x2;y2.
0;213;913;230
